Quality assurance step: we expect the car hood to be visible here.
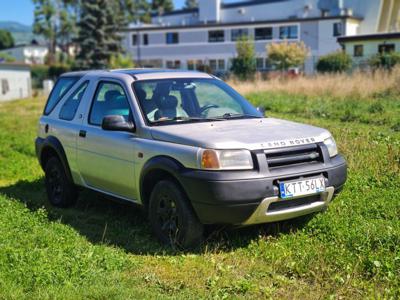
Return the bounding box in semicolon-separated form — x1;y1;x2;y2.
150;118;331;150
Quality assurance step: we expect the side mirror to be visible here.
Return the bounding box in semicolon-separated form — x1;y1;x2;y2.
101;115;135;132
256;106;266;116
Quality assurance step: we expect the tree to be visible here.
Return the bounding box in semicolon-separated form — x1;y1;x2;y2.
32;0;78;64
152;0;174;14
75;0;121;69
230;35;256;80
316;51;352;73
267;41;309;71
184;0;198;9
0;30;14;50
123;0;151;23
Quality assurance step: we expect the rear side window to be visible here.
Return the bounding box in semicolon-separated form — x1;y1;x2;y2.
89;82;131;126
44;77;79;115
59;81;89;121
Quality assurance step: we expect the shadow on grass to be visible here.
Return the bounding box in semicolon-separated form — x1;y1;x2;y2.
0;179;315;255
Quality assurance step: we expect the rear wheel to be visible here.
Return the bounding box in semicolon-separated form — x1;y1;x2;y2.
44;157;78;207
148;180;204;249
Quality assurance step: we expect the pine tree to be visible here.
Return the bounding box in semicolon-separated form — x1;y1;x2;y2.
184;0;197;9
151;0;174;14
75;0;121;69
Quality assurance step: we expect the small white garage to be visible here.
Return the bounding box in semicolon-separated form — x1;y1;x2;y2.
0;63;32;101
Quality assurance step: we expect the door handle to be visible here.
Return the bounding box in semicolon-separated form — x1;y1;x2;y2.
79;130;87;138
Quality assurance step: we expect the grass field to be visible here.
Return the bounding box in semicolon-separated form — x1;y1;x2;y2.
0;75;399;299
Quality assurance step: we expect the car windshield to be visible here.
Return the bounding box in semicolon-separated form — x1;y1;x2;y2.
132;78;262;125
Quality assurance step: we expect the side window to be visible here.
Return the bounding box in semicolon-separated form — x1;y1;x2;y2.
89;82;131;126
44;77;80;115
59;81;89;121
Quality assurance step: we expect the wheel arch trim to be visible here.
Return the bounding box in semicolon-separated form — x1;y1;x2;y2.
139;155;188;207
36;136;74;183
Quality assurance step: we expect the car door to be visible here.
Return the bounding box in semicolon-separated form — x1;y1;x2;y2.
76;80;137;201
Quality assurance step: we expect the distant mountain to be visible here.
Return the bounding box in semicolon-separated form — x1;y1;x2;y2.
0;21;32;33
0;21;43;46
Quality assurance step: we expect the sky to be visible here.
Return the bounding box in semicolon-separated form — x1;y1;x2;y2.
0;0;241;26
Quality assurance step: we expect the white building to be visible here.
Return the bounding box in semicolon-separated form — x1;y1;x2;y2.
0;43;48;65
122;0;399;74
0;63;32;101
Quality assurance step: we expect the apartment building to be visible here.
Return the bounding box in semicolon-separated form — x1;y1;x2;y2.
122;0;397;74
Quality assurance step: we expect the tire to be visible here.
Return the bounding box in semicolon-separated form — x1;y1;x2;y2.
148;180;204;249
44;156;78;208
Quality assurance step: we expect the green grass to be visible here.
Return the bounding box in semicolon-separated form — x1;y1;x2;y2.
0;92;399;299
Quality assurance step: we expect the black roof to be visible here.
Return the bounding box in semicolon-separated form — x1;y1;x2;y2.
151;0;289;17
222;0;288;9
338;32;400;43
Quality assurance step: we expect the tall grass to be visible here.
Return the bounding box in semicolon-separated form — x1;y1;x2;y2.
228;67;400;99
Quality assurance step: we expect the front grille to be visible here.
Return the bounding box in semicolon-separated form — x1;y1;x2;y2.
268;195;321;213
265;144;323;169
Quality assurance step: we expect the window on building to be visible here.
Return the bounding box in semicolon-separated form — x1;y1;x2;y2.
187;60;195;70
132;34;138;46
166;61;174;68
218;59;225;70
255;27;273;40
1;79;9;95
378;44;395;54
195;60;204;71
208;30;225;42
256;58;264;70
166;32;179;44
333;22;343;37
89;82;131;126
166;60;181;69
353;45;364;57
279;25;298;39
231;29;249;41
143;34;148;45
209;59;217;71
59;81;89;121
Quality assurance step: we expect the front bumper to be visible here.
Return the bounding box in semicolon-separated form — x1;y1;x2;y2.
179;154;347;225
241;186;334;225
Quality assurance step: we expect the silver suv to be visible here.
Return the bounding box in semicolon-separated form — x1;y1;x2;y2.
35;69;347;248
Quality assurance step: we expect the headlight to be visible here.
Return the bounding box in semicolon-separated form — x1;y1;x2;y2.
199;149;254;170
323;136;338;157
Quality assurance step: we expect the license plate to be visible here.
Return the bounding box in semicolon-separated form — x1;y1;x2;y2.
279;177;325;199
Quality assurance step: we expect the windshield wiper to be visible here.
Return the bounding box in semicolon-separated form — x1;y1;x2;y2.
152;116;224;125
216;113;263;120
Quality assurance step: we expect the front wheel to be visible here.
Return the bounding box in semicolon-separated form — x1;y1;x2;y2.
148;180;204;249
44;157;78;208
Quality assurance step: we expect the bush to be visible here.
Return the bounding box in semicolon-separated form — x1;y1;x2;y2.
31;65;50;89
267;41;309;71
48;64;71;79
230;35;256;80
0;52;15;63
316;51;352;73
369;52;400;70
109;54;134;69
